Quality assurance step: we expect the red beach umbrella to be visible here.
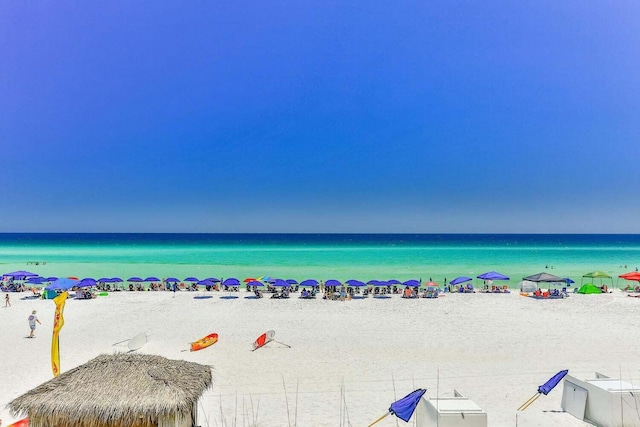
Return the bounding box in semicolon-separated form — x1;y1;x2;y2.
619;272;640;281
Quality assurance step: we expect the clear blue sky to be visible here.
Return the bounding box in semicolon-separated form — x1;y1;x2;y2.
1;2;639;233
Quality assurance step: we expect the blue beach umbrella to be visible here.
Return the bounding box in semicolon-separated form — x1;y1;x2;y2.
45;277;59;281
184;277;199;282
223;278;240;286
346;279;366;287
272;279;291;287
45;278;78;291
97;277;112;282
387;279;402;285
26;277;47;284
300;279;319;287
450;276;473;285
368;389;427;425
518;370;569;411
127;277;143;282
285;279;298;284
477;271;510;280
325;279;341;287
197;280;214;286
164;277;180;283
403;279;420;287
204;277;220;283
246;280;264;287
3;270;39;279
111;277;123;282
77;278;97;288
144;276;160;282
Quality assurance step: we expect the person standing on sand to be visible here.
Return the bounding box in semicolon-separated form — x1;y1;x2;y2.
5;293;10;307
28;310;40;337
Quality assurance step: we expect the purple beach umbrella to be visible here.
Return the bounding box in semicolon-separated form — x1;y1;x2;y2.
77;278;97;288
272;279;291;287
346;279;367;287
450;276;473;285
246;280;264;287
477;271;510;280
3;270;39;279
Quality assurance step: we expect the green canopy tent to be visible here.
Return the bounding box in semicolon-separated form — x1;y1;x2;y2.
581;271;613;292
577;283;603;294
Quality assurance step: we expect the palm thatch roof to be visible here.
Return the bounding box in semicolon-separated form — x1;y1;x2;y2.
8;353;213;427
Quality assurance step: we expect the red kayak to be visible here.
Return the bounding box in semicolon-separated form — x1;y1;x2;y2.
190;333;218;352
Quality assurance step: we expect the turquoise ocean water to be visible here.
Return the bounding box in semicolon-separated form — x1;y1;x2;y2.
1;234;639;287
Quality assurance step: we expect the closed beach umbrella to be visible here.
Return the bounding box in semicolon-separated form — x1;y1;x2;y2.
127;277;143;282
144;276;160;282
223;278;240;286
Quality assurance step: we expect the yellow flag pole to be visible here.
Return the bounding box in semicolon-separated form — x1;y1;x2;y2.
367;411;390;427
517;392;541;411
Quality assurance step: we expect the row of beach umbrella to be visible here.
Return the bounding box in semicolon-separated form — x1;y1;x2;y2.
4;270;640;292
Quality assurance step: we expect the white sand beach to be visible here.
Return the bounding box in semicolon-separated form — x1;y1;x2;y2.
1;290;639;426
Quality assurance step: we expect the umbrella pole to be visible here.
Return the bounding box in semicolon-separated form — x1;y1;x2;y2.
517;393;541;411
367;412;390;427
272;339;292;348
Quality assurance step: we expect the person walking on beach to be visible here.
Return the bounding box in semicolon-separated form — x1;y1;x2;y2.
28;310;40;338
5;293;10;307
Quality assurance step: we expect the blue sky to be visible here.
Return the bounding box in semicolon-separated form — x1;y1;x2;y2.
1;1;639;233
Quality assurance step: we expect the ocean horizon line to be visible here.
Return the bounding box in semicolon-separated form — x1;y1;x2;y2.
2;232;640;236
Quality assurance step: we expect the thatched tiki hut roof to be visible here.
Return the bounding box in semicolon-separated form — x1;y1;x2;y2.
9;353;213;427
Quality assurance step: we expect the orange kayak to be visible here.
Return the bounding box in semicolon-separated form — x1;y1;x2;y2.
190;333;218;352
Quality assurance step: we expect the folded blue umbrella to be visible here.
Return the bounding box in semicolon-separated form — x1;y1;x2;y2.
369;388;427;425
